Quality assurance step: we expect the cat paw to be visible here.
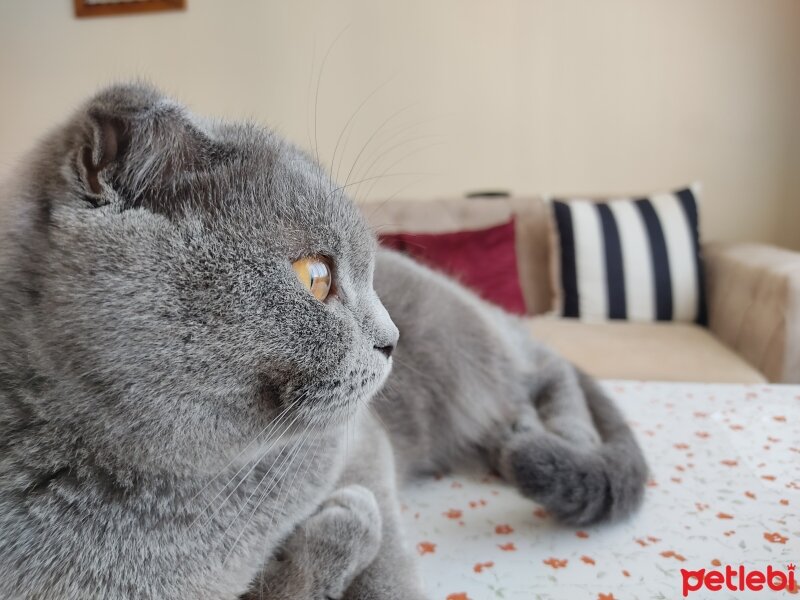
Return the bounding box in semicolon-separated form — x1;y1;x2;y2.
288;484;383;599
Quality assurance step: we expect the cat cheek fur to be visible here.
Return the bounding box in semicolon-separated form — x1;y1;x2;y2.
35;211;388;468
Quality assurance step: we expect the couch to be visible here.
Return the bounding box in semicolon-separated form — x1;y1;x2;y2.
361;196;800;384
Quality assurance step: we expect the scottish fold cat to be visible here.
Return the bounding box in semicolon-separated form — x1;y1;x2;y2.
0;84;647;599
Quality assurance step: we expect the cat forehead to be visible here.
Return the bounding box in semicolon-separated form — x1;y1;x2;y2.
168;130;376;265
186;125;353;212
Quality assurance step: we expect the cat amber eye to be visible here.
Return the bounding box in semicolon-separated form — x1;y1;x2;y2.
292;256;332;301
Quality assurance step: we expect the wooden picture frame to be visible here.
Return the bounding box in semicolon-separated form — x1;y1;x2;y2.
74;0;186;18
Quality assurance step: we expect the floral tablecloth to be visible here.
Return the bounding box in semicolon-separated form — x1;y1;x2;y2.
400;381;800;600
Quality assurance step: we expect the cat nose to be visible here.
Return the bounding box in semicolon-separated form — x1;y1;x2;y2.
374;343;395;358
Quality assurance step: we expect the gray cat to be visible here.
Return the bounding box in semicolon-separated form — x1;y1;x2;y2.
0;84;647;599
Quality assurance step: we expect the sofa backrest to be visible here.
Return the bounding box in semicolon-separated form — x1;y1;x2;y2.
360;196;555;315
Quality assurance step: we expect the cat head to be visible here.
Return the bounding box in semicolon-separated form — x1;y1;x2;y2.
7;83;398;470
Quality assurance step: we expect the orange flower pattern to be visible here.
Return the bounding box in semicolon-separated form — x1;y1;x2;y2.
764;532;789;544
399;382;799;598
543;557;568;569
472;561;494;573
416;541;436;556
497;542;516;552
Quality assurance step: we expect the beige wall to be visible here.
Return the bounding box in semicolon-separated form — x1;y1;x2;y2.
1;0;798;248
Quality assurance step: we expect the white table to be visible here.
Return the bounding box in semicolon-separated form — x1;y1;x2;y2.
401;381;800;599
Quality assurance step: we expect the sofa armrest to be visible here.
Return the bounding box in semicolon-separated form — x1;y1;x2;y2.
704;242;800;383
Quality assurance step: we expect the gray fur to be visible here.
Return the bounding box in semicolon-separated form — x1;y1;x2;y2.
0;84;646;599
373;251;648;525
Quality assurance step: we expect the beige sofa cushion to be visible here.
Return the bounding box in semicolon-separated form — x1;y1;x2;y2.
705;242;800;383
527;316;766;383
360;197;554;315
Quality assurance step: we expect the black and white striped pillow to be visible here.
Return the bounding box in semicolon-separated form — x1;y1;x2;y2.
551;186;706;324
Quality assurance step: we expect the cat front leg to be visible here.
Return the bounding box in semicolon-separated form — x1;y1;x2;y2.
243;484;382;600
338;414;429;600
247;412;428;600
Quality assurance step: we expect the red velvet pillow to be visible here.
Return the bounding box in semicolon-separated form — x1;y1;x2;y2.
379;219;527;314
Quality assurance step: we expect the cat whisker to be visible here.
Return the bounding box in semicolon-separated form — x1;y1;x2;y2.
338;101;416;197
350;116;439;182
187;400;295;504
305;37;317;162
329;78;402;184
220;417;321;567
358;141;444;203
345;393;351;468
355;116;438;181
326;172;432;203
271;422;322;525
219;430;304;541
351;106;444;203
254;429;323;600
358;393;391;436
313;24;351;166
390;355;436;382
190;400;306;530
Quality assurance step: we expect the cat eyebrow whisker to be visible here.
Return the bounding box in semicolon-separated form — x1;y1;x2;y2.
358;140;444;203
325;172;431;203
337;95;406;195
352;117;435;196
330;77;401;185
313;24;351;167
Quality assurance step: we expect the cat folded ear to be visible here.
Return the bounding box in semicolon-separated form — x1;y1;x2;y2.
79;111;125;203
71;83;211;209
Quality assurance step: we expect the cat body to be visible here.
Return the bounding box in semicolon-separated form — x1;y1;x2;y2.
374;250;645;525
0;84;646;600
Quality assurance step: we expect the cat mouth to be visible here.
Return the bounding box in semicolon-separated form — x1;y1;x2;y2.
254;356;390;425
